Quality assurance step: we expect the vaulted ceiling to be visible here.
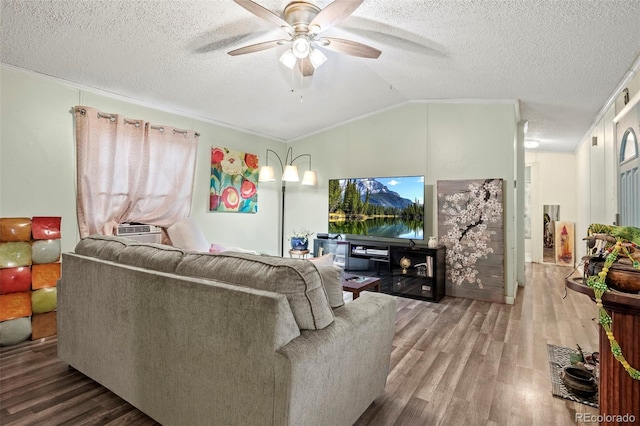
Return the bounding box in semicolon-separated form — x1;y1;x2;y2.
2;0;640;151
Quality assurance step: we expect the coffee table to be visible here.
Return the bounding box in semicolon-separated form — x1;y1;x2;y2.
341;273;381;300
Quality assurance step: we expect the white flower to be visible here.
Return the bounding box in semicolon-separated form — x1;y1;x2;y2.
221;152;246;176
288;228;313;242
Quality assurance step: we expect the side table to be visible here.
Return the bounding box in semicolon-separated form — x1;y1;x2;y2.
289;249;310;259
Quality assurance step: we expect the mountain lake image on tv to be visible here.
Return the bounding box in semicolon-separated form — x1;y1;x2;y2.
328;176;425;240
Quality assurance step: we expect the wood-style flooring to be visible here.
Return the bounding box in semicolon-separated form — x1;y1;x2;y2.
1;263;600;425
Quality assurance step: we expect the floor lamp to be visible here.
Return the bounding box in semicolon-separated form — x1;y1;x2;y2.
259;147;317;256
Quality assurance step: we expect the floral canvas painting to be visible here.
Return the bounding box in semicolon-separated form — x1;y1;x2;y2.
210;147;258;213
437;178;505;303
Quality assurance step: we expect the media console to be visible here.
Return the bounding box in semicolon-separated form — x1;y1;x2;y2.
313;238;446;302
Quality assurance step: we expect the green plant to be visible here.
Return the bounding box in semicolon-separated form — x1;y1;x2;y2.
585;224;640;380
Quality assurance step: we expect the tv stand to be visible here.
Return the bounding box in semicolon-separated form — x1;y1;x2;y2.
348;241;392;276
313;238;446;302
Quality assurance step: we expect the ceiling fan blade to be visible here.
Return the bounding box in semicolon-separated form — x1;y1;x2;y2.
227;39;290;56
317;37;381;58
233;0;291;30
310;0;364;32
298;58;314;77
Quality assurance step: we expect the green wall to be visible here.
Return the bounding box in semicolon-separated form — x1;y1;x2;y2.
0;66;283;254
287;101;519;302
1;65;522;303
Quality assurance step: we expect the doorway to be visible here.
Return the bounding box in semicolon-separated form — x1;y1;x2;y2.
617;105;639;227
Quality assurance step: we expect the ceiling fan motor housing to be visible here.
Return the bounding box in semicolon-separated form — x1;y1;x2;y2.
283;1;321;33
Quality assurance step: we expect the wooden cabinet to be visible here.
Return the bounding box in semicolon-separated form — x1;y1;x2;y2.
566;278;640;423
389;246;446;302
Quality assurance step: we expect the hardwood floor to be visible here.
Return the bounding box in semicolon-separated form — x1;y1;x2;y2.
1;263;599;425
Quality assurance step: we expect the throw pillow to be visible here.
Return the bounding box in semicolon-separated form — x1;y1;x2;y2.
167;218;209;252
309;254;345;308
315;265;344;309
308;253;335;267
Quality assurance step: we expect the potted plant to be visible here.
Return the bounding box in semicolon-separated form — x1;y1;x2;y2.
583;223;640;381
289;228;313;250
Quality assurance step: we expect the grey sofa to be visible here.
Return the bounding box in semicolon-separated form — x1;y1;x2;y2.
58;235;397;426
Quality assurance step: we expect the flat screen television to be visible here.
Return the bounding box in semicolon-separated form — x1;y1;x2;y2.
328;175;425;240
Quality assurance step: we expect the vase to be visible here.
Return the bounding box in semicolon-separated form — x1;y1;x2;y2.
290;238;308;251
428;236;438;248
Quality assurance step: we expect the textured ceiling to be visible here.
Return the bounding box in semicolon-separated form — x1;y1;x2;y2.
2;0;640;151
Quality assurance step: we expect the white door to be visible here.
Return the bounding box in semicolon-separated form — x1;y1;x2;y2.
617;104;639;227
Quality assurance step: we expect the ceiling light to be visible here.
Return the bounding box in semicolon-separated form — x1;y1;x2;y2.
292;36;310;59
309;48;327;68
524;140;540;149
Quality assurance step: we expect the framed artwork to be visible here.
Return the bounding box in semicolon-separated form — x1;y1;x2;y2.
543;204;560;263
437;178;504;303
555;221;574;266
210;147;259;213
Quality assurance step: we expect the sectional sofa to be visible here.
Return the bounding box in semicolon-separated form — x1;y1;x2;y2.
57;235;397;426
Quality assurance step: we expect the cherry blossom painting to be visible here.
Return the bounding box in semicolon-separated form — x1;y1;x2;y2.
210;147;259;213
437;178;505;303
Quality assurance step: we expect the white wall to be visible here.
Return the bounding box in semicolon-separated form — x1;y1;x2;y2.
0;66;284;254
572;68;640;263
524;152;577;264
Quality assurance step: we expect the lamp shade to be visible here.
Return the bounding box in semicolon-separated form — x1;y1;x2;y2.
309;49;326;68
258;166;276;182
279;50;297;69
301;170;317;186
292;37;310;59
282;165;300;182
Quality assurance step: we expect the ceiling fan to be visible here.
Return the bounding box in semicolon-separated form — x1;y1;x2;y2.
227;0;381;76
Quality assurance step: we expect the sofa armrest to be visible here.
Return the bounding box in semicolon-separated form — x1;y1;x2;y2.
274;292;397;426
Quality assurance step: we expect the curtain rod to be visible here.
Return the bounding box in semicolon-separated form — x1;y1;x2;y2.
78;107;200;136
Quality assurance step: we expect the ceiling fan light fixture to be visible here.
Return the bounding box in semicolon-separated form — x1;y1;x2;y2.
292;36;310;58
309;48;327;68
279;50;297;69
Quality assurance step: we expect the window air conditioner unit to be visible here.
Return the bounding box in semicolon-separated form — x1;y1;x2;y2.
116;223;162;244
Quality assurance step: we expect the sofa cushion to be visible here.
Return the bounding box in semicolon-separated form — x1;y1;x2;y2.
176;252;334;330
117;243;186;274
75;234;136;261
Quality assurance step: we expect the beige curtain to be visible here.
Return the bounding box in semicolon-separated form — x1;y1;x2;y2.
75;106;198;238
